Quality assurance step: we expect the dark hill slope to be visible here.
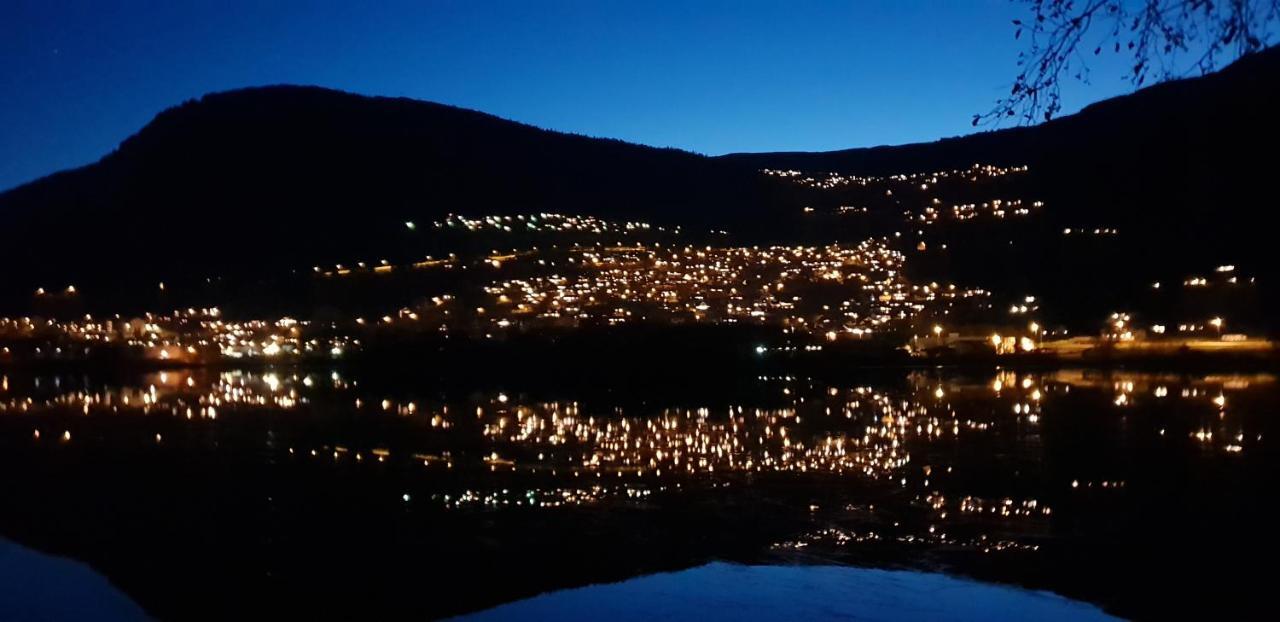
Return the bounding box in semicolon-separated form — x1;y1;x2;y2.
0;87;772;300
720;46;1280;271
2;48;1277;315
720;46;1279;176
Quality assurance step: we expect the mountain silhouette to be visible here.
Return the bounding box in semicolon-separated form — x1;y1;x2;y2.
723;47;1280;325
722;46;1280;268
0;87;772;303
1;47;1277;315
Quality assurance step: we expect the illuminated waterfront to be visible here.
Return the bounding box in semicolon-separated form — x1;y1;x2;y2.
0;364;1275;620
6;161;1272;366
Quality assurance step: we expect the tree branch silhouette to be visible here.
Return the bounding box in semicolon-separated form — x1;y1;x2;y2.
977;0;1280;126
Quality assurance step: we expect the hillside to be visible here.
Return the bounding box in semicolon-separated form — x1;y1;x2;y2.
720;46;1279;176
719;47;1280;325
720;46;1280;275
1;48;1277;323
0;87;773;305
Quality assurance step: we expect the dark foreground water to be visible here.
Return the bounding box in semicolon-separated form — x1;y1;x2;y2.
0;366;1274;619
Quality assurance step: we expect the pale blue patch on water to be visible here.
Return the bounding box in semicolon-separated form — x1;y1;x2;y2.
0;538;150;621
457;562;1122;621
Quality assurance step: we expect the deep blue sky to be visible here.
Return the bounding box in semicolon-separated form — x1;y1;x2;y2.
1;0;1144;191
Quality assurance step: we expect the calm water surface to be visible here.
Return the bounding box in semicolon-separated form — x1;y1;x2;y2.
0;538;149;621
457;562;1120;621
0;366;1273;619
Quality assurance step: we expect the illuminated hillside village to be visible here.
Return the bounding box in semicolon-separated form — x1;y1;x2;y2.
2;165;1271;366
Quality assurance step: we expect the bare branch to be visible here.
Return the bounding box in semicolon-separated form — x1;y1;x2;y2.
976;0;1280;127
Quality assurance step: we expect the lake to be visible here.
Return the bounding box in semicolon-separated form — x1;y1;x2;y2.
0;365;1273;619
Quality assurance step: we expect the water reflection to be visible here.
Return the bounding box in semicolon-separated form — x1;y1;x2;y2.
456;562;1120;621
0;366;1275;619
0;538;149;621
5;367;1269;498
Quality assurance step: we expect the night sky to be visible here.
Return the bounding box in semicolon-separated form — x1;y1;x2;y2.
1;0;1147;191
